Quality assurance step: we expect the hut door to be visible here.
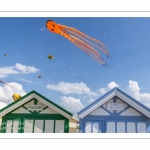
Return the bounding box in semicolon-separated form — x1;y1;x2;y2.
5;119;21;133
84;121;102;133
23;119;45;133
23;119;65;133
105;121;148;133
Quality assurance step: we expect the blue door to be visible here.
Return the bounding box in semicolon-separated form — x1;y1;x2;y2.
84;121;102;133
105;120;148;133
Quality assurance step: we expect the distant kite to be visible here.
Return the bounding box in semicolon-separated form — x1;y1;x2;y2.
46;20;109;66
38;74;42;78
48;54;54;59
0;80;13;88
4;54;8;56
12;93;21;102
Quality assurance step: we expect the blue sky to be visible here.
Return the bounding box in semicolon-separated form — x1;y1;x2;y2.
1;17;150;116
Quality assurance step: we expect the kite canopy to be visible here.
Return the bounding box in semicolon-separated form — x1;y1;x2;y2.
4;54;7;56
46;20;109;66
38;74;42;78
48;54;54;59
12;94;21;102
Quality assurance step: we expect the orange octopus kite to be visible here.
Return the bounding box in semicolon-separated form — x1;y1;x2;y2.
46;20;109;66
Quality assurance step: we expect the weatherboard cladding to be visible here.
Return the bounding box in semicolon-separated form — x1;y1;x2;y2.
77;88;150;133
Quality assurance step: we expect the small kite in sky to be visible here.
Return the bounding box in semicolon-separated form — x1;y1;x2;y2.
0;80;13;88
48;54;54;59
38;74;42;78
46;20;109;66
12;93;22;102
4;54;8;56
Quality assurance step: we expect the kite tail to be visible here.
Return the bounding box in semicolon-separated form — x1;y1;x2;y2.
64;27;109;56
67;34;107;66
5;83;14;88
0;80;13;88
64;29;108;57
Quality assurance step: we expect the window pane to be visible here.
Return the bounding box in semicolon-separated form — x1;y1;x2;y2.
55;120;64;133
137;122;146;133
117;122;125;133
127;122;136;133
85;122;92;133
24;120;33;133
107;122;115;133
13;120;19;133
44;120;54;133
34;120;44;133
93;123;99;133
6;120;12;133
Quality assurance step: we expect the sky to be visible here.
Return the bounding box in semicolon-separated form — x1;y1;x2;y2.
0;17;150;117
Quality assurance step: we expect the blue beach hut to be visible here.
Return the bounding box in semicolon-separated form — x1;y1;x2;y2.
77;87;150;133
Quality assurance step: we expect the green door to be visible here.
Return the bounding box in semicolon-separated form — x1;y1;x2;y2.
23;119;66;133
1;118;22;133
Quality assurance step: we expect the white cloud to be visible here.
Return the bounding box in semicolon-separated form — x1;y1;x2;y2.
0;102;8;110
87;98;95;104
60;96;84;113
0;66;19;77
0;74;7;78
99;88;106;95
17;78;32;83
98;81;119;95
127;80;150;108
0;82;26;104
47;81;98;97
15;63;39;74
107;82;119;89
0;63;39;78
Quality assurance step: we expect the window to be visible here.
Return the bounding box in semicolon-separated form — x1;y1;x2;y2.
107;122;115;133
117;122;125;133
137;122;146;133
127;122;136;133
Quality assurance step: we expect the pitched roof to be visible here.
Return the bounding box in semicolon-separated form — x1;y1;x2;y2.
0;90;73;119
77;87;150;119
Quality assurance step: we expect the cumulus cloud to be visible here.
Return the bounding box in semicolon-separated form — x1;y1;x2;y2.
0;82;26;104
87;98;95;104
47;82;98;97
0;102;8;110
127;80;150;108
0;63;39;78
15;63;39;74
17;78;32;83
60;96;84;113
98;81;119;95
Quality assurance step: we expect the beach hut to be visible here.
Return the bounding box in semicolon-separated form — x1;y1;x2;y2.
77;87;150;133
0;90;78;133
69;117;79;133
